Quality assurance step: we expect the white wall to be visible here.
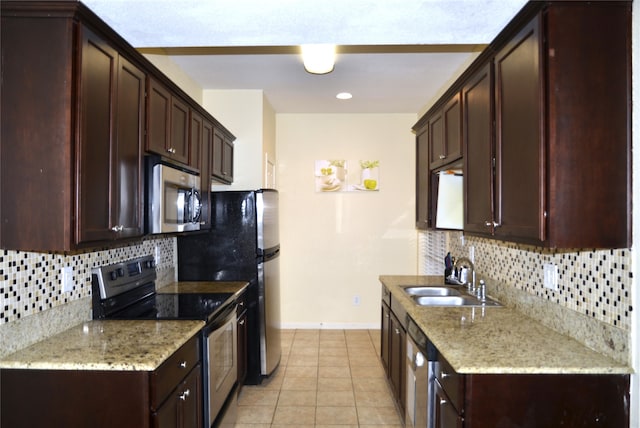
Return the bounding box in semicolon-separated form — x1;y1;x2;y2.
143;52;203;104
203;90;266;190
276;114;418;328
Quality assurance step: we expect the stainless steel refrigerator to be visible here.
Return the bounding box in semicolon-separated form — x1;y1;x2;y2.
177;189;281;383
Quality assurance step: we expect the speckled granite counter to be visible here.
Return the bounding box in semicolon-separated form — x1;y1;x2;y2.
0;320;203;371
0;281;247;371
380;275;632;375
157;280;249;295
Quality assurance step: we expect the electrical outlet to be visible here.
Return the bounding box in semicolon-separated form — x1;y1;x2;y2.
543;264;558;291
61;266;73;293
154;245;161;264
352;295;361;306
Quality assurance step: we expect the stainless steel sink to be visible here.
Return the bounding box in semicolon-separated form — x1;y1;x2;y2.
401;285;502;307
402;286;461;297
411;295;501;307
412;296;473;306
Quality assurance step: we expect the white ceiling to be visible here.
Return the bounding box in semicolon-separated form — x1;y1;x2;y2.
82;0;529;113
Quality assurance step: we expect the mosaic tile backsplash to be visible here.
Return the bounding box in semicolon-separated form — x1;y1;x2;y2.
0;236;175;325
420;231;633;331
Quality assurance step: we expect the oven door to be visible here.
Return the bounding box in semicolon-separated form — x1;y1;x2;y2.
204;304;237;428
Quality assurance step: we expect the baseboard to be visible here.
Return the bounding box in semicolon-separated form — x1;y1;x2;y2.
280;322;380;330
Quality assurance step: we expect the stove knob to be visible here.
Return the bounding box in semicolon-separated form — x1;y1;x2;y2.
116;267;125;277
145;260;156;269
109;270;118;281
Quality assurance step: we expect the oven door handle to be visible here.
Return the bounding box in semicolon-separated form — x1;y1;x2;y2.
206;303;237;330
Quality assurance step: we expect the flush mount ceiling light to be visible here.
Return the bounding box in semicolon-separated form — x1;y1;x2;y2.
301;44;336;74
336;92;352;100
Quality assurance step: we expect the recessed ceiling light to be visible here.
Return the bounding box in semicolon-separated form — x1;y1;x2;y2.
336;92;352;100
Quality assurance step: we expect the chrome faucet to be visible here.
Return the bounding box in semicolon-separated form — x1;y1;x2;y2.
454;256;476;292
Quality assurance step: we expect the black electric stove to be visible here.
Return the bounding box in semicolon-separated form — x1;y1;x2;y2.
91;255;233;323
91;255;240;428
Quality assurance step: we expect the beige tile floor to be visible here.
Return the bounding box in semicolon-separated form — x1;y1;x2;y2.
234;329;404;428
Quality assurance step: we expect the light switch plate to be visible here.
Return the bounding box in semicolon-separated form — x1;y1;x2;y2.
61;266;73;293
543;264;558;291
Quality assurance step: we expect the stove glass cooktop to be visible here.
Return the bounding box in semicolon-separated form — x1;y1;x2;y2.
153;293;234;321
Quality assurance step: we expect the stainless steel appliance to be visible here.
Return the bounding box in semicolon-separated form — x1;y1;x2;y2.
177;189;281;383
91;255;238;428
406;317;437;428
147;160;202;234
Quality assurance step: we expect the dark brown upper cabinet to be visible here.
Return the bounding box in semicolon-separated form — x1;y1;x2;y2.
212;127;235;184
1;1;235;251
147;78;190;166
415;127;431;230
415;1;631;249
429;93;462;170
462;63;494;236
1;5;146;251
78;27;145;244
488;2;631;248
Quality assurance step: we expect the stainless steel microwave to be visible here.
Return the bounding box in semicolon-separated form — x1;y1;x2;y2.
148;163;201;234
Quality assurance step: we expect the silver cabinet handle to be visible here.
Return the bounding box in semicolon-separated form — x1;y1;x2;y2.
179;389;190;401
439;154;446;159
111;225;123;232
441;372;450;379
484;220;500;228
239;319;245;325
179;361;187;368
167;147;177;154
395;328;400;335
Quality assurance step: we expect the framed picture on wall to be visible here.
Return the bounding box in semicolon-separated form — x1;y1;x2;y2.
314;159;379;192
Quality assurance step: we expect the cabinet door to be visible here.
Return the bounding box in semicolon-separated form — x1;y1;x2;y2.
154;365;202;428
189;110;203;172
222;137;234;182
443;93;462;162
114;55;145;239
494;15;544;242
212;128;233;183
415;127;431;229
380;302;391;375
147;79;171;156
428;111;445;169
170;97;190;165
77;26;117;243
463;63;495;235
429;93;462;170
434;382;463;428
199;120;214;230
389;312;406;416
237;307;248;387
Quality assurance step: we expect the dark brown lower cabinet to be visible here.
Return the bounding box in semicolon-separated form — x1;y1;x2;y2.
153;364;202;428
1;337;202;428
380;293;406;422
237;291;248;389
435;353;630;428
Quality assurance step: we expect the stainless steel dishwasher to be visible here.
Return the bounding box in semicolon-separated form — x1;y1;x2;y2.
406;317;438;428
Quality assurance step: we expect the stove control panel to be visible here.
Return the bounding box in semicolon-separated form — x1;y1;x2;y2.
92;255;157;300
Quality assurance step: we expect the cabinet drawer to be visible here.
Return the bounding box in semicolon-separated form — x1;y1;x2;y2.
435;353;464;412
150;335;201;409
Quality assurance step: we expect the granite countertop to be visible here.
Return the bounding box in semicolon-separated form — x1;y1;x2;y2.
157;280;249;295
0;320;203;371
0;281;248;371
380;275;632;375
